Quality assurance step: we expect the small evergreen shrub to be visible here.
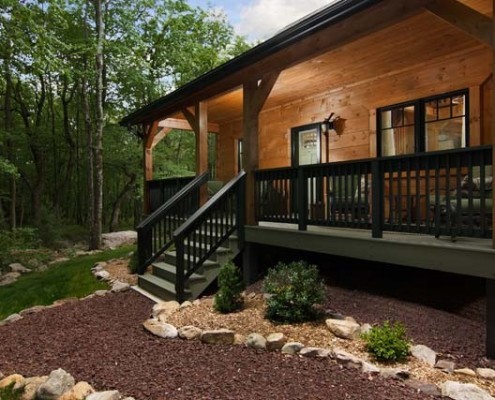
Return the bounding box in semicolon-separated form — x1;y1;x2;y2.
214;261;245;313
263;260;325;323
362;321;410;362
0;383;23;400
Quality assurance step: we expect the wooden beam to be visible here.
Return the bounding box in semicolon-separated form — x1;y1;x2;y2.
143;121;159;214
158;117;219;133
144;120;159;149
425;0;492;47
151;127;172;149
182;108;199;134
243;72;280;225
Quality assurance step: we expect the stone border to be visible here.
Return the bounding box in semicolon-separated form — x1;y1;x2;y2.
144;297;495;400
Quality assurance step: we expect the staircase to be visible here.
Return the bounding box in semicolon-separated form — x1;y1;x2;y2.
138;232;240;301
136;171;246;302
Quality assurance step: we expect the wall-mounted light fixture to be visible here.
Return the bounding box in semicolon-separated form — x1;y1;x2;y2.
321;113;346;136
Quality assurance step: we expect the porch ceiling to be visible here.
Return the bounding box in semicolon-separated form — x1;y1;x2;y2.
193;3;492;127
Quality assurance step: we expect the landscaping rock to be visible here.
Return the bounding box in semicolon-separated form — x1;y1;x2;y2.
53;297;79;306
92;262;107;272
94;270;110;280
102;231;137;249
0;313;22;325
178;326;202;340
201;329;235;345
234;334;245;345
324;311;345;320
360;323;372;335
0;272;21;286
435;359;455;372
8;263;31;274
246;333;267;350
180;301;192;310
143;319;178;339
266;333;286;351
94;290;109;297
0;371;3;379
299;347;331;358
325;318;361;340
192;299;201;306
379;368;410;380
21;376;49;400
281;342;304;355
477;368;495;380
405;379;441;396
0;374;25;389
111;281;130;292
49;257;70;265
152;301;180;318
333;348;362;368
58;382;94;400
410;344;436;366
440;381;495;400
455;368;477;377
36;369;75;400
86;390;121;400
361;361;380;374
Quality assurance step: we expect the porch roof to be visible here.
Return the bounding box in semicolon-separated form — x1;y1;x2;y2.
120;0;492;129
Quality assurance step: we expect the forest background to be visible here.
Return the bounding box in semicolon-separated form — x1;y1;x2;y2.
0;0;250;253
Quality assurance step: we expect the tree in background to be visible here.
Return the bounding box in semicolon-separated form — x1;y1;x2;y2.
0;0;251;248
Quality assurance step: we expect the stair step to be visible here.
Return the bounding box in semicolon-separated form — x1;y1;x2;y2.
164;251;222;268
183;241;232;254
138;273;191;301
152;262;206;283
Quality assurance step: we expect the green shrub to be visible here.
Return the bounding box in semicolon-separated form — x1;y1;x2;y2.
128;250;139;274
214;261;245;313
263;260;325;323
362;321;410;362
0;383;23;400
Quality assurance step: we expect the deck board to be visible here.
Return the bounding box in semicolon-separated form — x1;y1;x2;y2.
245;222;495;279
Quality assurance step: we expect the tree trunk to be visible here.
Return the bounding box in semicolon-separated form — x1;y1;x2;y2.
109;172;136;232
4;48;16;229
89;0;105;250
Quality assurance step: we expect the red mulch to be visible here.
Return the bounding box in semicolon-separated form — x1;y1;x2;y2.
0;291;445;400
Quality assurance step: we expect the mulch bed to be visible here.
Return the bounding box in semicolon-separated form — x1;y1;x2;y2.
0;290;445;400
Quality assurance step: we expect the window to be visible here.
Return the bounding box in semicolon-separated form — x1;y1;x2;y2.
378;90;468;156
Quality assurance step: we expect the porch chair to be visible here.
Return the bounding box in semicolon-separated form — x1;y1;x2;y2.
431;166;493;241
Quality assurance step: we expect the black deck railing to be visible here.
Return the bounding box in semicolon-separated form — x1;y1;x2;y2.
173;171;246;302
137;173;208;274
255;146;493;240
146;176;195;213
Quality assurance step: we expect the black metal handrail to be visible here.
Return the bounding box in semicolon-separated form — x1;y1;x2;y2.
173;171;246;302
137;172;209;274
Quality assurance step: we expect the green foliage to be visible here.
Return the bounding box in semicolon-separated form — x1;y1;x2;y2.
214;261;245;314
0;383;23;400
0;245;134;320
263;261;325;323
128;250;139;274
362;321;410;362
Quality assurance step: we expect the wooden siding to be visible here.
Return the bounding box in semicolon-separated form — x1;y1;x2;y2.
216;47;491;180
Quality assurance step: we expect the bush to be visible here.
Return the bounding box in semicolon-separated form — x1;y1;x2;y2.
0;383;23;400
263;260;325;323
214;261;245;313
362;321;410;362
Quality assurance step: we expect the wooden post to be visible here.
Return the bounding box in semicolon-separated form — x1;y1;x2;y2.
143;121;159;214
492;0;495;250
243;72;280;225
183;102;209;205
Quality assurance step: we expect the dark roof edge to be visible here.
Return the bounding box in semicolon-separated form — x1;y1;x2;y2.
120;0;383;127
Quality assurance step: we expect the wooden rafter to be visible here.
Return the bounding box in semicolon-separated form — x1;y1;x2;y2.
151;127;172;149
158;117;219;133
425;0;492;47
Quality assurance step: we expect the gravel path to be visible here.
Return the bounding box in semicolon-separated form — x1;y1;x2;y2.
0;291;444;400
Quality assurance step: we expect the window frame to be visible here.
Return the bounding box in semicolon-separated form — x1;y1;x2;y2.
377;89;469;157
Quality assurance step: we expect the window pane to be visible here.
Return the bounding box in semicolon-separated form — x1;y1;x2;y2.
381;110;392;129
452;95;465;117
381;126;415;156
425;100;437;122
438;98;451;120
391;108;403;127
425;117;465;151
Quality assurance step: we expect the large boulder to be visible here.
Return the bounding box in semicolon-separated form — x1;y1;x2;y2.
201;329;235;345
59;382;95;400
246;333;267;350
0;374;25;390
8;263;31;274
410;344;436;366
440;381;495;400
36;369;75;400
326;318;361;340
21;376;49;400
102;231;137;249
477;368;495;380
143;319;178;339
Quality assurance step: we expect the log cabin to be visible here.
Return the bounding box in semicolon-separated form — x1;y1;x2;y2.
121;0;495;355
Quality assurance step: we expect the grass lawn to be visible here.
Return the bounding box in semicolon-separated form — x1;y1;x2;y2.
0;245;135;320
